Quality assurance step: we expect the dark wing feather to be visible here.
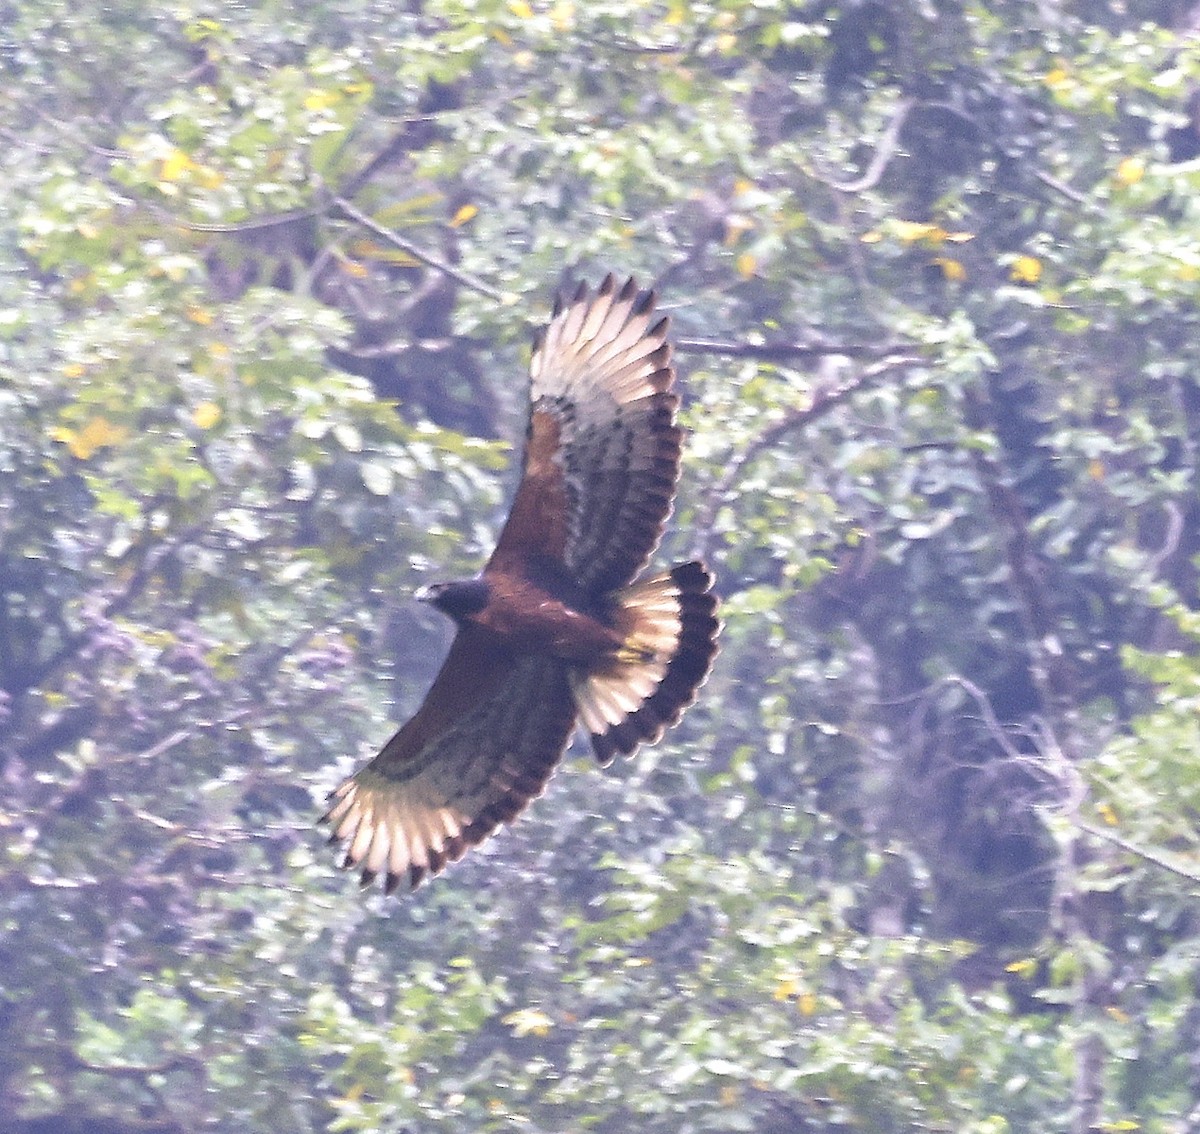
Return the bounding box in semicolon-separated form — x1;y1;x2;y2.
323;626;577;892
490;275;682;593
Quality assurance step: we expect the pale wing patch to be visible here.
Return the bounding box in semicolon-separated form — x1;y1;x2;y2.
526;276;682;592
324;654;578;893
572;562;720;765
568;568;684;732
325;770;466;883
530;275;671;418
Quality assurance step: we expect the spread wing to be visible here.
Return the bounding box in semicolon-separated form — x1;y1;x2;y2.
488;275;683;594
323;626;577;892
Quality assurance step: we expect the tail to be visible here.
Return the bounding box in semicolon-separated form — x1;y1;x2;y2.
570;561;719;765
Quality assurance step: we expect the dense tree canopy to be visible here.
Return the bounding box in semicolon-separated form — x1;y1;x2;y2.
4;1;1200;1131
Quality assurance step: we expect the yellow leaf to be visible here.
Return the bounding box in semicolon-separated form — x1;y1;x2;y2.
351;241;420;267
893;220;946;245
797;992;818;1016
861;230;883;244
1096;800;1118;824
1114;156;1145;187
551;1;574;30
62;363;86;379
664;1;685;25
1010;255;1042;284
1005;957;1037;978
304;89;340;111
57;416;128;460
1044;65;1071;90
508;0;534;16
502;1007;553;1037
186;305;215;326
193;402;222;429
340;259;370;278
722;214;753;246
933;256;966;281
159;149;194;183
773;976;800;1001
715;32;737;54
736;251;757;279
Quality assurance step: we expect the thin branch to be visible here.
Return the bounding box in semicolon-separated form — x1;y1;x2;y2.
336;333;490;361
65;1049;206;1081
330;195;510;303
165;202;328;235
1076;820;1200;887
815;98;915;194
1145;499;1186;580
1034;167;1089;205
675;337;902;361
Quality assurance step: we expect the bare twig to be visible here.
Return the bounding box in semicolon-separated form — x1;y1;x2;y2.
1076;819;1200;886
330;195;509;303
1034;167;1089;205
676;337;901;361
815;98;915;194
65;1049;206;1081
166;202;328;235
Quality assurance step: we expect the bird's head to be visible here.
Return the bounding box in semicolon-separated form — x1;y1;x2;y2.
416;577;491;623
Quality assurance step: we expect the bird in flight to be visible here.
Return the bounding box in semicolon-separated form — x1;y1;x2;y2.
323;275;719;892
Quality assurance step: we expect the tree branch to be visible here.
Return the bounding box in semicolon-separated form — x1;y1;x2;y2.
675;337;903;361
329;195;510;303
1075;820;1200;887
813;98;915;194
64;1049;206;1082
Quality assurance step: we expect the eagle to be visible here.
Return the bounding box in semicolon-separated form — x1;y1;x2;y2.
323;275;720;893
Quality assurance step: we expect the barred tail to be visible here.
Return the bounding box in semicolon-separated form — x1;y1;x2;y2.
570;561;719;765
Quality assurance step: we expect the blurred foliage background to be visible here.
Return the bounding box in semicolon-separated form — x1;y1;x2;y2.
4;1;1200;1131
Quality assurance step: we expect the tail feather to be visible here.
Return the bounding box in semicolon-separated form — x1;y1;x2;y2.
571;560;719;765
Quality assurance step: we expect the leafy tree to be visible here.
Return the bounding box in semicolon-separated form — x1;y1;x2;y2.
3;2;1200;1132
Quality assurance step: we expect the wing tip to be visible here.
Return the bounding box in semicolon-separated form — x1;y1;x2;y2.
320;773;465;896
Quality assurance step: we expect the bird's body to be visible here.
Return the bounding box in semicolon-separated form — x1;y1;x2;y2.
323;275;719;892
435;569;624;661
